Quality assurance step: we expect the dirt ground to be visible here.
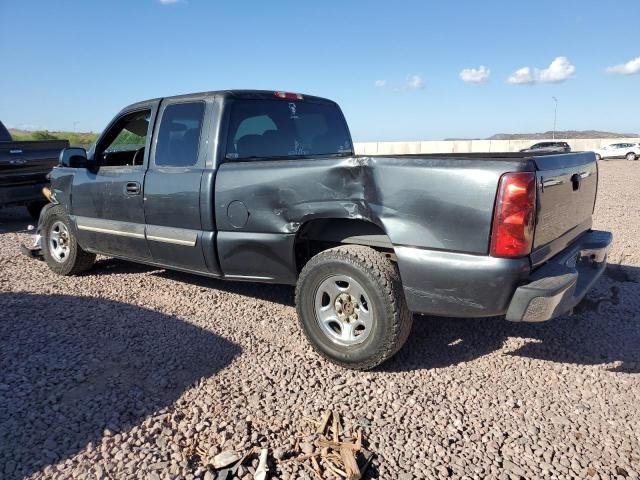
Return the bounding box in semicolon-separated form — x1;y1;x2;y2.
1;160;638;480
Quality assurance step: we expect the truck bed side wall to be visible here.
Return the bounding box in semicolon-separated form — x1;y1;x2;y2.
214;156;530;306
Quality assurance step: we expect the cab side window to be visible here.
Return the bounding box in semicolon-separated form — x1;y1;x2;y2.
155;102;205;167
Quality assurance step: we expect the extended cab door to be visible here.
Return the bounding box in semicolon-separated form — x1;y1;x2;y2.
71;103;158;260
143;98;220;274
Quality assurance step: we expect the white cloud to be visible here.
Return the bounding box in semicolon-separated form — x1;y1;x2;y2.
460;65;490;84
537;56;575;83
159;0;179;4
406;74;425;90
507;66;535;84
374;79;387;88
606;56;640;75
508;57;575;84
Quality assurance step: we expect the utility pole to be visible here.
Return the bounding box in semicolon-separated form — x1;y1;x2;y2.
552;97;558;140
73;121;79;132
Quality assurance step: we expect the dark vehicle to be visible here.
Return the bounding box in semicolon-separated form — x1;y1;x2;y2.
0;121;69;219
520;141;571;153
29;90;611;370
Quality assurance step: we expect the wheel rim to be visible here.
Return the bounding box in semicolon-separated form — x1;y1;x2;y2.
627;154;635;161
49;221;71;263
314;274;374;346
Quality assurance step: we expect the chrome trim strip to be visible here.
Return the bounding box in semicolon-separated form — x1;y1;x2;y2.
146;235;196;246
145;225;198;247
225;274;274;280
75;216;146;239
76;225;146;239
75;217;200;247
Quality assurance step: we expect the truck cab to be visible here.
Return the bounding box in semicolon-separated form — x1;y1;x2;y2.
50;91;354;280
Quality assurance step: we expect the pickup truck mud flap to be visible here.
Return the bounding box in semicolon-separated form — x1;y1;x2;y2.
506;230;612;322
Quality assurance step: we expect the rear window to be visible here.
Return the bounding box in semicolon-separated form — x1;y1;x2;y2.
225;99;352;160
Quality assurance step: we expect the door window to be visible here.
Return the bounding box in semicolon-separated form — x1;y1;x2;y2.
155;102;205;167
97;110;151;167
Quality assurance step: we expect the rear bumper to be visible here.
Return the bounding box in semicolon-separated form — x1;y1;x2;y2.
505;230;612;322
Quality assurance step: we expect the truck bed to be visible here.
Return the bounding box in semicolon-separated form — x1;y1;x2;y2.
368;151;598;266
0;139;69;207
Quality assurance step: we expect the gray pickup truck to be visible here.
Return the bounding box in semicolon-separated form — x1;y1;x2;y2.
0;121;69;218
30;90;612;369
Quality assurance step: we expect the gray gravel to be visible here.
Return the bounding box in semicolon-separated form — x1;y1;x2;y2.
1;160;639;480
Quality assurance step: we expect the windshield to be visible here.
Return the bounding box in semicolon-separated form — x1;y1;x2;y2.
226;99;352;160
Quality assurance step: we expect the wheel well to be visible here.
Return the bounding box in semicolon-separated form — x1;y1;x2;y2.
294;218;394;272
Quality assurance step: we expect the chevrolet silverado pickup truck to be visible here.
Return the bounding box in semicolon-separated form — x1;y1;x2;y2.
0;121;69;218
31;90;612;369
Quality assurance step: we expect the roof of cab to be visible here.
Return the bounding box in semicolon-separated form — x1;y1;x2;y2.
121;89;336;113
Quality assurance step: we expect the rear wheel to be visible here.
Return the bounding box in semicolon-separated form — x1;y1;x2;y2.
626;152;637;161
295;245;412;370
41;205;96;275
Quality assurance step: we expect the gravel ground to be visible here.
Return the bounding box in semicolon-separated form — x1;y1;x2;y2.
1;160;639;480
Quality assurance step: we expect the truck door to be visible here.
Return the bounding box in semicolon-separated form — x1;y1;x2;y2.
71;104;157;260
143;99;219;274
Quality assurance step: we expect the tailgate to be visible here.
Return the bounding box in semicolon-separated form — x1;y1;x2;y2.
0;140;68;187
531;152;598;266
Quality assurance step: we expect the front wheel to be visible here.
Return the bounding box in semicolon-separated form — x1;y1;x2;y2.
626;152;637;161
295;245;412;370
41;205;96;275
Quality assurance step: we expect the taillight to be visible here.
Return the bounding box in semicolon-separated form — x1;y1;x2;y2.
274;91;304;100
490;172;536;258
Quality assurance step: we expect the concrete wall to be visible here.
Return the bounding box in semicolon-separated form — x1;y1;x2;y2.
354;138;640;155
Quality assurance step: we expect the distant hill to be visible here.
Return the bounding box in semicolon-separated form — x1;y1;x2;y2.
487;130;639;140
445;130;639;141
9;128;98;145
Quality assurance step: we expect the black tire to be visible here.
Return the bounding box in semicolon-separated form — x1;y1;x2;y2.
295;245;412;370
41;204;96;275
626;152;637;161
26;201;48;221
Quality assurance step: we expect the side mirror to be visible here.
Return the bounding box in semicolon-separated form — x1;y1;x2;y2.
59;147;89;168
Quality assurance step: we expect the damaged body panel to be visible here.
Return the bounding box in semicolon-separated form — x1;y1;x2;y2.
42;90;610;326
213;155;531;305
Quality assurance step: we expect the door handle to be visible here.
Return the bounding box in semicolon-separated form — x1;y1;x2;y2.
9;159;27;165
125;181;141;195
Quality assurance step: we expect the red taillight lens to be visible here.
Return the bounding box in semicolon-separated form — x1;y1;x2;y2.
274;91;304;100
490;172;536;258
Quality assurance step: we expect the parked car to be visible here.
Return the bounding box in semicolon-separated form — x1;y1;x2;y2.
0;120;69;219
520;141;571;153
594;142;640;161
25;90;611;370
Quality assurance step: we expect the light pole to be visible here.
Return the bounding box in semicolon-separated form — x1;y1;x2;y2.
552;96;558;140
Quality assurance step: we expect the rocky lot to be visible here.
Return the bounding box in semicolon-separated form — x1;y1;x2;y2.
1;160;639;480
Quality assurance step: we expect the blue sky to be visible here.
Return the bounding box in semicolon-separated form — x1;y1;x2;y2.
1;0;638;141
